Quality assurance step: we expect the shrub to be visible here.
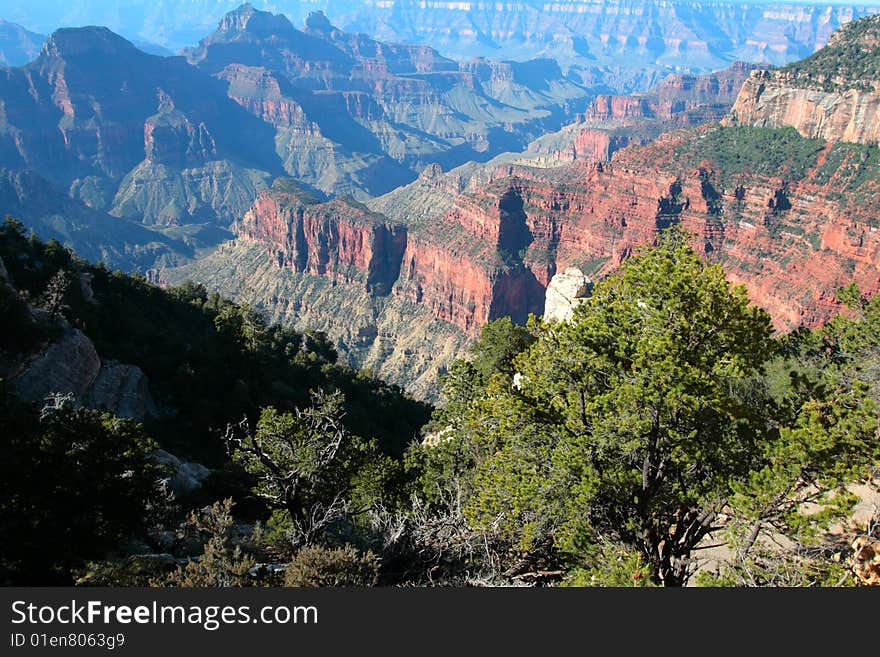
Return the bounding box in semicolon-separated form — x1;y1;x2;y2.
283;545;379;587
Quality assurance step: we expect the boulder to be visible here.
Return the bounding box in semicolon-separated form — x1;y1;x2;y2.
88;360;158;419
12;327;158;419
153;449;212;498
12;329;101;403
543;267;592;323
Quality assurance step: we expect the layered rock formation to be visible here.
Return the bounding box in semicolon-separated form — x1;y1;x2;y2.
725;17;880;145
0;23;280;270
0;5;599;272
238;183;407;295
175;18;880;399
726;73;880;145
312;1;877;75
183;5;592;200
7;1;877;83
501;62;758;168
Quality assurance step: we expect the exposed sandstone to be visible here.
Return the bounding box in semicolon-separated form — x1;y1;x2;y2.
516;62;757;168
725;71;880;145
544;268;592;324
11;329;102;404
11;323;157;419
88;361;158;420
239;187;406;295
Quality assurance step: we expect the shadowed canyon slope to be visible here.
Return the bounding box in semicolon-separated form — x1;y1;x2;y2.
172;17;880;399
0;4;593;272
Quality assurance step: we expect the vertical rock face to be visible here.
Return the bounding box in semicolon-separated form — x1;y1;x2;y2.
582;63;758;124
143;109;219;168
571;129;631;162
543;268;592;323
518;62;758;168
725;16;880;145
393;238;494;332
584;95;654;122
725;71;880;145
238;185;407;295
238;175;550;336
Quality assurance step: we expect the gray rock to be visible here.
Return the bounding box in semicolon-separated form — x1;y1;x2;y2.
88;360;158;419
153;449;212;498
11;327;158;420
12;329;101;403
248;563;287;577
0;256;9;285
543;267;592;323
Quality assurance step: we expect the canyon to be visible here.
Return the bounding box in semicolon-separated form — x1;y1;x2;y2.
3;6;880;401
3;1;878;87
172;16;880;399
0;4;594;273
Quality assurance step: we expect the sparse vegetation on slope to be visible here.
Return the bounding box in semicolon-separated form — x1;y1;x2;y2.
672;126;825;183
781;15;880;91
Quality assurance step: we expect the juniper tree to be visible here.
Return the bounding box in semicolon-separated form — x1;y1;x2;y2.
224;390;396;549
465;230;779;585
462;230;879;585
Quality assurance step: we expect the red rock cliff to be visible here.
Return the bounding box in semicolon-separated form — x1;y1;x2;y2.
240;115;880;344
239;187;406;295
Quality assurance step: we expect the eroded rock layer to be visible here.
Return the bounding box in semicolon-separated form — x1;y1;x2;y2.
169;17;880;400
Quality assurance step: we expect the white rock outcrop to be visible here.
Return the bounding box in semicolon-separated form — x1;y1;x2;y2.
543;267;592;323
